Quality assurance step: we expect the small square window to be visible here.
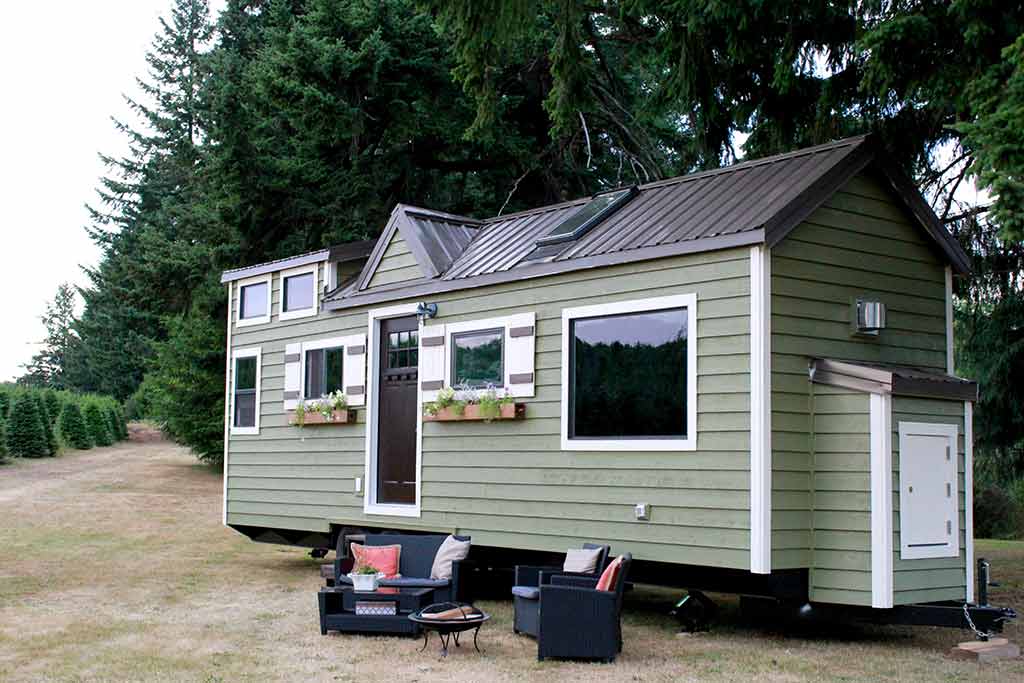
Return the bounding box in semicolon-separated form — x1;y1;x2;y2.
283;272;314;312
451;328;503;387
238;282;268;321
305;346;344;398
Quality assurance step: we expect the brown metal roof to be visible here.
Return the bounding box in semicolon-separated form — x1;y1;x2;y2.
810;358;979;402
322;134;971;309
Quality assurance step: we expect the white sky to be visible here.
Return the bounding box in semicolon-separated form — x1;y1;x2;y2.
0;2;223;382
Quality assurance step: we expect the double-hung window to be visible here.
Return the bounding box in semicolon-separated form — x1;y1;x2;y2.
280;265;318;320
236;275;271;327
561;294;697;451
231;347;262;435
451;328;503;387
305;345;344;398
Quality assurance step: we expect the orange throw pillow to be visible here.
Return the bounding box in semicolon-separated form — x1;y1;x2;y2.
350;543;401;578
595;555;623;592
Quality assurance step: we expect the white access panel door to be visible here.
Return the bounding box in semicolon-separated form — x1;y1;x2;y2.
898;422;960;560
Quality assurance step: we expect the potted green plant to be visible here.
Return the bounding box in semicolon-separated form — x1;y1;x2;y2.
348;563;384;592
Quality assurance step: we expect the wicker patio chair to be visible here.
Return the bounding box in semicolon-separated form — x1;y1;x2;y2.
511;543;610;637
536;553;632;662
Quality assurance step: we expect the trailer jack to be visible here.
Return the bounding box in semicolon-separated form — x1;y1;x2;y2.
672;590;718;632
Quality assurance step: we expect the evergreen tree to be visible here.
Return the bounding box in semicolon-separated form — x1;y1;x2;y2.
0;389;9;419
19;284;78;389
105;406;122;443
32;394;58;456
43;390;61;425
67;0;216;400
6;397;49;458
84;403;114;448
59;402;92;450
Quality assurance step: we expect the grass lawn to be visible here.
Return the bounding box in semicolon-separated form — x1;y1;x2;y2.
1;429;1021;682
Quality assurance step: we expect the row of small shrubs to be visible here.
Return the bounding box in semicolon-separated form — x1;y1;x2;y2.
0;385;127;460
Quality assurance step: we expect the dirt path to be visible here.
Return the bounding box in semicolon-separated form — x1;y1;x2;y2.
0;433;1021;682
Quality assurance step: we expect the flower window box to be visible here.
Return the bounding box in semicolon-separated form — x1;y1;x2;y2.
424;402;526;422
290;409;357;425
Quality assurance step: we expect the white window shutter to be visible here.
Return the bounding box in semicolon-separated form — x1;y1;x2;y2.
343;333;367;407
419;323;446;401
283;342;301;410
505;312;535;398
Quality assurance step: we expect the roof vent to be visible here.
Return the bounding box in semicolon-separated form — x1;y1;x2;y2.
535;186;638;247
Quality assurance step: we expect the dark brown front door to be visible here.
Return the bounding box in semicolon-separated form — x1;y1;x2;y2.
377;316;419;505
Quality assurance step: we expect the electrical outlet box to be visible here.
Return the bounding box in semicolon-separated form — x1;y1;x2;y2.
354;477;362;494
634;503;650;521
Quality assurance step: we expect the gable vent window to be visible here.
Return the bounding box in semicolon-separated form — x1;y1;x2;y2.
536;186;637;248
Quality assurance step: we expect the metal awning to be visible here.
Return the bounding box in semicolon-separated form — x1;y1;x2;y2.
809;358;979;401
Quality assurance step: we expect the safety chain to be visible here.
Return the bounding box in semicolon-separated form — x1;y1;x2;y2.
963;603;993;641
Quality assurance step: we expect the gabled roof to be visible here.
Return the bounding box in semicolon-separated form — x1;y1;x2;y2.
350;204;481;291
810;358;978;401
319;134;972;309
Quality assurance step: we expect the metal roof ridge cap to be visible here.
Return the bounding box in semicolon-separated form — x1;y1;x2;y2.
220;248;329;283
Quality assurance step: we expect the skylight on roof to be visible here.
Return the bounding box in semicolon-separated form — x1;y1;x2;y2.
535;186;638;247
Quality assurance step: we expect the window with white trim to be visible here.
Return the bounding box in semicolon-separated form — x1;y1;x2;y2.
236;276;271;326
231;347;261;435
561;294;697;451
279;265;318;320
305;345;344;398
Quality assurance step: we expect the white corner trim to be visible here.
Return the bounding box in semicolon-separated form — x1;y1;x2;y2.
235;274;272;327
559;293;698;452
278;263;320;321
945;266;954;374
222;282;233;526
749;246;772;574
965;401;975;603
229;346;262;436
870;392;894;608
363;303;422;518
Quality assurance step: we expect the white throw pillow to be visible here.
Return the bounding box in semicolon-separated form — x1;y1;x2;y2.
563;547;602;574
430;535;471;580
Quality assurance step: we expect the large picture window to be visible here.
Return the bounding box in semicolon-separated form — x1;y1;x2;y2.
451;329;503;387
305;346;344;398
561;294;697;451
231;348;261;435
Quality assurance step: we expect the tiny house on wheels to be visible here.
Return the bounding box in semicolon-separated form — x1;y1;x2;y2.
220;136;1012;631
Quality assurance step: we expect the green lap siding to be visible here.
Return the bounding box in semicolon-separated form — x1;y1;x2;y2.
810;386;872;606
892;396;967;605
771;170;950;594
226;247;753;569
367;233;422;288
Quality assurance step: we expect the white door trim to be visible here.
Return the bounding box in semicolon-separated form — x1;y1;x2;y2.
870;392;894;608
363;303;422;517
